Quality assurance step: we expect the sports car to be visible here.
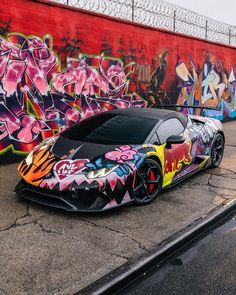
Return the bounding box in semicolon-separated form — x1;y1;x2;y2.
15;108;224;212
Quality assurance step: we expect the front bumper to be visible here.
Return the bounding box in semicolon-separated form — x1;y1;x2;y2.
15;179;123;212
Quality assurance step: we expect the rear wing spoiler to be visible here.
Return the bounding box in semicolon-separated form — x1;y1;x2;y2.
157;104;220;111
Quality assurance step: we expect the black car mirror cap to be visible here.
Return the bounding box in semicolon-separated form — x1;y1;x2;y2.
153;141;159;145
166;134;185;148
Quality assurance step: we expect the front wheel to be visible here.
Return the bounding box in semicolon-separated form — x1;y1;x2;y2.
211;133;225;168
132;158;163;205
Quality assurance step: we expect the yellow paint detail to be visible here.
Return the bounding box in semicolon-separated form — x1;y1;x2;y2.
198;156;209;168
160;143;176;187
146;137;193;188
145;144;172;188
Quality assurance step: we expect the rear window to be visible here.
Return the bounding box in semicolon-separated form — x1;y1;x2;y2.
61;113;158;144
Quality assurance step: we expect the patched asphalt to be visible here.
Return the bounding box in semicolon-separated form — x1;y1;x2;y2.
0;121;235;295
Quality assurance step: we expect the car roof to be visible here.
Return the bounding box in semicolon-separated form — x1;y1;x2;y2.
108;107;188;127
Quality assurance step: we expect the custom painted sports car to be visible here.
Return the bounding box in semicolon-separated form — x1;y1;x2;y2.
15;108;224;212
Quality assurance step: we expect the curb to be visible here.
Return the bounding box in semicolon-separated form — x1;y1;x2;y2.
77;199;236;295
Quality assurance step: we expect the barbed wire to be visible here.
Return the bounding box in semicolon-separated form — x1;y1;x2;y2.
49;0;236;46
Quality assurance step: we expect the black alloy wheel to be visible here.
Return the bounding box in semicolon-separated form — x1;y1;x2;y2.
132;158;163;205
211;133;225;168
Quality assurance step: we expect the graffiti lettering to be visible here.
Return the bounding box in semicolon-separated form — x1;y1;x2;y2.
135;64;151;83
54;159;89;180
0;33;146;155
175;55;236;119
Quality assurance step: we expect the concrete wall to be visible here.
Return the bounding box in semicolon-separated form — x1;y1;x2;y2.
1;0;236;161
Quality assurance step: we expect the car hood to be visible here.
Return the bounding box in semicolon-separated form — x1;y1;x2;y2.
50;136;148;179
51;136;121;160
18;135;157;190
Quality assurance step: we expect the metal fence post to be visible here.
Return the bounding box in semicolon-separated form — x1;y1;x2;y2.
205;20;208;40
173;10;176;32
132;0;134;22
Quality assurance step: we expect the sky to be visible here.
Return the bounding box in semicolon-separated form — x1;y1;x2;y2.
166;0;236;26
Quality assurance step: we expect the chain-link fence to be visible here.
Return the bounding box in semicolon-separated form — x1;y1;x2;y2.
49;0;236;47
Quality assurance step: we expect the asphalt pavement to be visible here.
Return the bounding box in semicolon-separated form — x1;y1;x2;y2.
120;214;236;295
0;121;236;295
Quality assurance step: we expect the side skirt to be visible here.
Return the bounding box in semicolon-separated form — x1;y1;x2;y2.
163;160;210;190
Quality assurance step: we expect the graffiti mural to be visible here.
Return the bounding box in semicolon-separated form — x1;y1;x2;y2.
0;33;146;156
175;54;236;120
131;49;170;107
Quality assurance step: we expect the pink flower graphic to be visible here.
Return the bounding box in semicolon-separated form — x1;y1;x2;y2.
105;145;136;163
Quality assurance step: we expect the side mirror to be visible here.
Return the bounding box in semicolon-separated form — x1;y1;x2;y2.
166;134;185;148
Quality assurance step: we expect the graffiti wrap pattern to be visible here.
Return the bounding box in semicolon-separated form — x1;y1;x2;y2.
16;114;223;211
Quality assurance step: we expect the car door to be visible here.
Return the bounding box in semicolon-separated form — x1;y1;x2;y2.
155;118;192;186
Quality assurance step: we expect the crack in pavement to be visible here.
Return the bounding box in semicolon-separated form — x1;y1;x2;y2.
178;185;236;199
0;219;38;233
183;185;231;198
0;288;9;295
35;220;63;236
34;220;130;260
0;204;32;232
110;252;129;261
179;185;211;191
212;175;236;180
18;204;31;220
79;218;149;252
0;205;50;234
208;174;236;190
204;168;236;175
208;185;236;197
183;172;236;186
0;211;136;258
180;172;236;199
179;173;212;187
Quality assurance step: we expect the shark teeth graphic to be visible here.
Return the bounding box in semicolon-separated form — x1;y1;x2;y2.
122;191;131;203
103;199;118;210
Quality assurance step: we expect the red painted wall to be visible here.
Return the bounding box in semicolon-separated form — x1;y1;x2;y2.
0;0;236;161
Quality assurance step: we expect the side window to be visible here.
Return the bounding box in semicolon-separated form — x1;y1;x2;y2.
157;118;184;143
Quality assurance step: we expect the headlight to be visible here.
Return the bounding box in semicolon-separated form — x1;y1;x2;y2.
24;137;57;166
25;150;34;166
39;136;57;150
85;165;119;179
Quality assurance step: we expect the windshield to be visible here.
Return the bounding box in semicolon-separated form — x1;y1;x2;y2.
61;113;158;144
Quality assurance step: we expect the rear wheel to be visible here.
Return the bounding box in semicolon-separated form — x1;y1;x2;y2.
132;158;163;205
211;133;224;168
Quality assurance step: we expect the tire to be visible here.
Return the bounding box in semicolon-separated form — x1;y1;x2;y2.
132;158;163;205
211;133;225;168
